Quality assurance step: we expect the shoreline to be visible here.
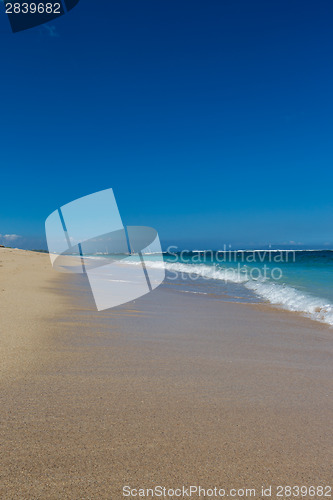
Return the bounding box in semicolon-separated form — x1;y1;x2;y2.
1;248;332;498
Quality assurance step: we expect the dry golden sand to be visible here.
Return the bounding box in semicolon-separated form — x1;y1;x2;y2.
0;248;332;499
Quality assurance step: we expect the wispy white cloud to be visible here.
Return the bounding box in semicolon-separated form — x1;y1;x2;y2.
0;234;21;242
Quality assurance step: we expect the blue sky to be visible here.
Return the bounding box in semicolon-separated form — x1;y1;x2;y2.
0;0;332;250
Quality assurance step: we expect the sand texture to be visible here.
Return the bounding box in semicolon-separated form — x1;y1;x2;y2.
0;248;332;499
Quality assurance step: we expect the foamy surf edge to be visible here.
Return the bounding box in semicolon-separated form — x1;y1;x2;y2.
245;280;333;326
143;260;333;327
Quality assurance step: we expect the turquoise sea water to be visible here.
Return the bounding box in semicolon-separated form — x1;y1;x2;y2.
81;249;333;326
142;250;333;326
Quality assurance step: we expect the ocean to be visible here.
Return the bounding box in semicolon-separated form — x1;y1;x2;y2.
142;250;333;327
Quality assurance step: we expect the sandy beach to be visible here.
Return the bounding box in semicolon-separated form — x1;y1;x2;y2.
0;248;332;499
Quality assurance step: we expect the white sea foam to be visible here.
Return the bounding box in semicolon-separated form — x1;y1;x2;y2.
146;261;249;284
150;261;333;326
245;280;333;326
115;258;333;326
